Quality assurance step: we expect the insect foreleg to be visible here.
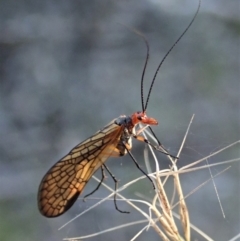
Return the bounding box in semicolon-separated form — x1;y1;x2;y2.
103;164;130;214
133;133;178;159
83;165;106;201
147;126;173;156
123;142;155;190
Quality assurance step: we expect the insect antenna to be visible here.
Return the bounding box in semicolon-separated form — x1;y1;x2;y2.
144;0;201;111
139;33;150;112
119;24;150;112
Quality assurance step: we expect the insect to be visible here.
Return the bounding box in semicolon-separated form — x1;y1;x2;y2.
38;2;200;218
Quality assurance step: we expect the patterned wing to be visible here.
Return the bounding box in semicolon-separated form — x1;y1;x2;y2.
38;121;124;217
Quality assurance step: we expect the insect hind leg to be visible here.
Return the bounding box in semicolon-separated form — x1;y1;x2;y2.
84;164;129;214
103;164;130;214
83;165;106;201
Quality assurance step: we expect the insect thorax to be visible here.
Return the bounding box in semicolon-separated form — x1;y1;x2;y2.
114;115;135;156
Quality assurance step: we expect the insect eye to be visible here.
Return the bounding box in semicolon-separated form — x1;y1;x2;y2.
137;116;142;120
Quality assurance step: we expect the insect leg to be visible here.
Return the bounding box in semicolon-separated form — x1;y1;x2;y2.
103;163;130;214
148;126;168;153
133;132;178;159
123;143;155;190
83;165;106;201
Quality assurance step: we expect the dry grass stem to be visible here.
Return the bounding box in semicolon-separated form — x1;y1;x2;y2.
63;116;240;240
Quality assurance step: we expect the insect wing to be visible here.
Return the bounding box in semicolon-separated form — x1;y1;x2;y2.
38;121;124;217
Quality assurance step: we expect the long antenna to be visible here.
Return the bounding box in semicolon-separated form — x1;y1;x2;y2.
118;24;149;112
144;0;201;111
139;34;149;112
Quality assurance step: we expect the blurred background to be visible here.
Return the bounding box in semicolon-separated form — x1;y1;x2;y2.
0;0;239;240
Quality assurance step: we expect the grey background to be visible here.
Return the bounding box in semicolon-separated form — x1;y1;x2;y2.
0;0;239;240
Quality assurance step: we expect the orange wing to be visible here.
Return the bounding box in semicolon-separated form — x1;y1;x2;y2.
38;120;124;217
